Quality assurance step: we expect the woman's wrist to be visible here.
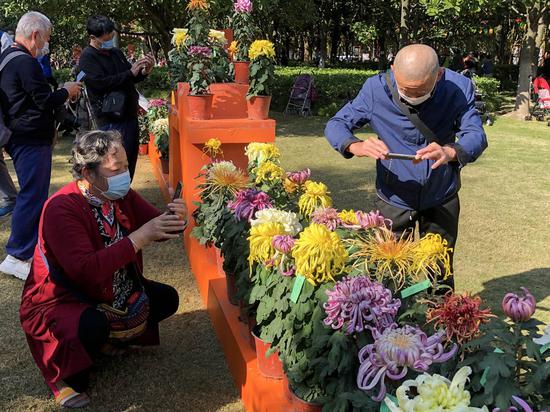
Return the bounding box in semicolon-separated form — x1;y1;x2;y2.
128;232;147;251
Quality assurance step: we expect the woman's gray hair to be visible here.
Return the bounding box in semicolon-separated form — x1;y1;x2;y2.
15;11;52;39
72;130;124;179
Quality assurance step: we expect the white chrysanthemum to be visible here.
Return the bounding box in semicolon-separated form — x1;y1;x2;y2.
151;118;169;136
250;208;302;236
385;367;489;412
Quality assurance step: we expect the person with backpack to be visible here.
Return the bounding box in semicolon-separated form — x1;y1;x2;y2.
324;44;487;289
0;11;81;280
0;27;18;218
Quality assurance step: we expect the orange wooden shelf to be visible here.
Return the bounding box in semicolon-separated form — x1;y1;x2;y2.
146;82;289;411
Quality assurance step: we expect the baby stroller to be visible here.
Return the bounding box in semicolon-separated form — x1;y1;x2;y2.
284;74;316;117
525;75;550;126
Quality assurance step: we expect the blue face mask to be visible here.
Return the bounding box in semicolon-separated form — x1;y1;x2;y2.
100;170;131;200
100;39;115;50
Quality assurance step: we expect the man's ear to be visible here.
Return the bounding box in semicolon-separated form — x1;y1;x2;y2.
437;67;445;81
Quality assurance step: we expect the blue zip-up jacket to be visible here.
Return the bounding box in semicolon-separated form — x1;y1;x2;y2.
324;69;487;211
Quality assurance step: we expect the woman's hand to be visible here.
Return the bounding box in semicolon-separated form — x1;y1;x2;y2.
166;198;188;223
128;213;187;250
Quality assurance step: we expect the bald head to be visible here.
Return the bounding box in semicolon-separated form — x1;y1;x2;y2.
392;44;442;99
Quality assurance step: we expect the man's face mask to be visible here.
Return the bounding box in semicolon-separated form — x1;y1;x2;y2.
397;76;438;106
100;38;115;50
35;33;49;58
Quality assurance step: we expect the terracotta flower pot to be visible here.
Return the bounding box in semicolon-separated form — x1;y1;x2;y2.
282;374;293;402
291;388;323;412
234;61;250;84
247;95;272;120
138;143;148;155
187;94;213;120
251;327;283;379
215;247;224;276
160;158;169;175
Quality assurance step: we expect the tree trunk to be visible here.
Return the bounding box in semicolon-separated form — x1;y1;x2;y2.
514;2;543;117
399;0;410;48
319;27;327;68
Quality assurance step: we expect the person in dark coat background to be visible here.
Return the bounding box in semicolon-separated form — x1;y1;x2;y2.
79;15;154;179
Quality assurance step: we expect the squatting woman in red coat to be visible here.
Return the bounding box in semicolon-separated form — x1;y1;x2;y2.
20;130;188;408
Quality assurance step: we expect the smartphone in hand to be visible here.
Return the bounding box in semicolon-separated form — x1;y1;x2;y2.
167;181;183;215
386;152;417;161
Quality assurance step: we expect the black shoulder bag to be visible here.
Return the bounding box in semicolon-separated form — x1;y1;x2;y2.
0;51;27;146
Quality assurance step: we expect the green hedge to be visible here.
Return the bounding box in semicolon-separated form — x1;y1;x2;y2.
473;75;502;112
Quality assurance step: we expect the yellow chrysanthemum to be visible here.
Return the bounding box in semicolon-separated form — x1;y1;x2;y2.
245;142;281;165
338;209;359;226
292;224;348;285
298;181;332;217
283;177;299;194
203;161;248;196
209;29;227;45
387;367;489;412
249;40;276;60
228;41;238;56
203;138;223;158
254;161;285;184
411;233;453;282
349;227;415;291
187;0;209;10
248;222;286;265
171;28;188;49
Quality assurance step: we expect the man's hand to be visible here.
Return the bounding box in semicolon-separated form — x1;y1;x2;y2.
63;82;82;99
347;137;389;160
140;54;155;75
416;142;457;169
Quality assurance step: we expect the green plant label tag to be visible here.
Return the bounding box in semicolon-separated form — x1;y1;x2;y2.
480;367;489;387
540;343;550;354
480;348;503;386
380;394;398;411
400;280;431;298
290;275;306;303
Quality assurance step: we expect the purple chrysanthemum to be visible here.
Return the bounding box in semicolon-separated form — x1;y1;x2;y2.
188;45;212;58
357;325;457;402
234;0;253;13
149;98;167;107
356;210;391;229
311;207;342;231
286;168;311;185
228;188;272;222
323;276;400;335
272;235;295;254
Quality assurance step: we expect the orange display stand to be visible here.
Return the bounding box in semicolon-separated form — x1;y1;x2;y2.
149;83;292;411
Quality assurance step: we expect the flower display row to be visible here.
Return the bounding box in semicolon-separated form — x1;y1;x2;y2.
189;146;550;409
168;0;276;120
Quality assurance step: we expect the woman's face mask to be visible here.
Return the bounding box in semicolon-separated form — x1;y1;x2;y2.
97;170;131;200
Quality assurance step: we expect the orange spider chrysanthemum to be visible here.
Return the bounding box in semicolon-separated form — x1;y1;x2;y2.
187;0;209;10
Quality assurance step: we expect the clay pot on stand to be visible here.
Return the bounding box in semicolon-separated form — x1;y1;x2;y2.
247;96;272;120
187;94;214;120
251;326;283;379
138;143;149;155
290;387;323;412
234;61;250;84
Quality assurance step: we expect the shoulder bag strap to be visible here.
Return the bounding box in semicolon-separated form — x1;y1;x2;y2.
384;71;439;144
0;50;28;73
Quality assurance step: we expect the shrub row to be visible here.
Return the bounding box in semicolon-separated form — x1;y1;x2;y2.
55;65;503;116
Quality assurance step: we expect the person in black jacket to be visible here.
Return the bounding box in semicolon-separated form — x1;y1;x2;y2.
0;11;81;280
79;15;154;179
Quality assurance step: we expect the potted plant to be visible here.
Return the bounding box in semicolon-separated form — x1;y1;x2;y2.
231;0;255;84
185;0;215;119
168;28;189;85
209;29;231;83
138;109;149;155
151;118;169;173
247;40;276;120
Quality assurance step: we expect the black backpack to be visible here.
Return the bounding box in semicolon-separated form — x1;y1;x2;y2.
0;50;26;146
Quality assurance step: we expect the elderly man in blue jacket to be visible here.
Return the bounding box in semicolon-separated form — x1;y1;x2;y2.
325;44;487;288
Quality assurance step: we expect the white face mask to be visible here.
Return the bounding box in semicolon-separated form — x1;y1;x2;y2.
35;34;49;58
397;76;438;106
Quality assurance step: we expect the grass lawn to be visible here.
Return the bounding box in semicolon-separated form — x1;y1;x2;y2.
274;112;550;323
0;113;548;411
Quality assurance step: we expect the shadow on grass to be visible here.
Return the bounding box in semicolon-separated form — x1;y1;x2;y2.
478;267;550;314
